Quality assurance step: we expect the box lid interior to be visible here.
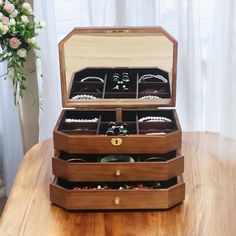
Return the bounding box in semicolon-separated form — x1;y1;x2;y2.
59;27;177;108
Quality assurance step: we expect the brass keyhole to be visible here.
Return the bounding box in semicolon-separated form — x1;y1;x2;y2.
111;138;122;146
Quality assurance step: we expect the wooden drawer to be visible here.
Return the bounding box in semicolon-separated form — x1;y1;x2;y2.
52;151;184;182
50;176;185;210
53;109;182;154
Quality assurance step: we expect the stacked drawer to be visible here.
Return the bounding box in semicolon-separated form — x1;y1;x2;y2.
50;109;185;210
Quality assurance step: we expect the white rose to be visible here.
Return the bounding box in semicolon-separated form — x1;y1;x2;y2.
17;48;27;58
9;19;16;26
36;20;45;29
3;25;9;34
0;13;3;20
21;15;29;24
27;37;37;45
10;9;18;18
22;2;33;15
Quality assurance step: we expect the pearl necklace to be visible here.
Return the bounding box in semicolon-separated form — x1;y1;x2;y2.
65;118;99;123
139;74;168;83
138;116;172;122
139;95;160;100
71;94;98;100
145;132;166;135
80;76;104;83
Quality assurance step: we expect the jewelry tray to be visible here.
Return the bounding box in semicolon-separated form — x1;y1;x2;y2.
51;27;185;210
68;67;171;100
54;109;182;154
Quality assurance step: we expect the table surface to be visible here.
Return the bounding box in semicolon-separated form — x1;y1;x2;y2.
0;132;236;236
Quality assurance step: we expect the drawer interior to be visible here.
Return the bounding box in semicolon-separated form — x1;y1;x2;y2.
56;177;178;191
57;109;179;135
57;150;178;163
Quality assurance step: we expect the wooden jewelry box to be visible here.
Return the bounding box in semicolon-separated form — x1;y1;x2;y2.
50;27;185;210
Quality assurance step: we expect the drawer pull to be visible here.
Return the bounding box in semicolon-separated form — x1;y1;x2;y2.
114;198;120;205
115;170;121;176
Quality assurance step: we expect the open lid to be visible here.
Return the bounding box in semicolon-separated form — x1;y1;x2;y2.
59;27;177;108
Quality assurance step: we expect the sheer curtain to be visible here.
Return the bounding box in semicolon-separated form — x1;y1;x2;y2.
0;65;24;194
35;0;236;142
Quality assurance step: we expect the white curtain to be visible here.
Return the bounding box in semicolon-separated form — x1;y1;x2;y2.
35;0;236;140
0;65;24;194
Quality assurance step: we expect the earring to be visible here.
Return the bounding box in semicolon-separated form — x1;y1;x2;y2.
112;73;120;82
112;85;119;91
122;72;130;82
119;123;128;135
122;85;129;91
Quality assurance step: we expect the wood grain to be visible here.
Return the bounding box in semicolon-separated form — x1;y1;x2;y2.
52;154;184;182
50;177;185;210
1;132;236;235
53;109;182;154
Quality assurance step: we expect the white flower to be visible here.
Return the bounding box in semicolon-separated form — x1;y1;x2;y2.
0;0;3;6
22;2;33;15
10;9;18;18
17;48;27;58
21;15;29;24
3;25;9;34
9;19;16;26
0;13;3;20
36;20;45;29
27;37;37;45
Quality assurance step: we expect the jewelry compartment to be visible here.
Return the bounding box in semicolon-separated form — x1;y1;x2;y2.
52;150;184;182
50;176;185;210
53;109;182;153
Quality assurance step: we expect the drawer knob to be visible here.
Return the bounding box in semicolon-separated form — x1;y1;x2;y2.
114;197;120;205
115;170;121;176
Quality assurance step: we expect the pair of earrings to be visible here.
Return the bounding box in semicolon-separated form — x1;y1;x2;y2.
105;122;128;136
112;72;130;91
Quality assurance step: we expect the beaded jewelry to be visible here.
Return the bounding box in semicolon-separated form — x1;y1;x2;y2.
139;95;160;100
80;76;104;83
65;118;99;123
138;116;172;122
71;94;98;100
139;74;168;83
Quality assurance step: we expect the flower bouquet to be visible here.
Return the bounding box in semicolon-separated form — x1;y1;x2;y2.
0;0;44;104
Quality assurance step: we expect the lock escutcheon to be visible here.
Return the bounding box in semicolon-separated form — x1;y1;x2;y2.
111;138;122;146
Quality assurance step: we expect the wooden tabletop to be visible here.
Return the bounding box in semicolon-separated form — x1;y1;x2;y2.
0;132;236;236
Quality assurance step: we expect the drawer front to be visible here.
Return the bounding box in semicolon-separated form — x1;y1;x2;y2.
52;155;184;182
53;131;182;154
50;177;185;210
